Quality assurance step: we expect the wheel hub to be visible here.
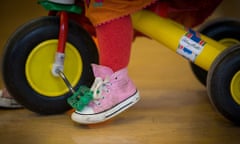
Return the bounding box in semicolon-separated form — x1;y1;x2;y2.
25;40;82;97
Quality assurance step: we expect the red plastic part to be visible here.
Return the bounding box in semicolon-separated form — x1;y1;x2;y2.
57;11;68;53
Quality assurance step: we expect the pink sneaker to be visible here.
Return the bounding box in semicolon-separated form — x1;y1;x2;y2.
71;64;140;124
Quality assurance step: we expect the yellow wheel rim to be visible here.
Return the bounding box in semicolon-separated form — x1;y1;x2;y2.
219;38;240;47
26;40;82;97
231;71;240;105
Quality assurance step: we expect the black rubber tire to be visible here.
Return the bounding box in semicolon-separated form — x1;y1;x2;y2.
2;16;98;115
190;18;240;86
207;45;240;125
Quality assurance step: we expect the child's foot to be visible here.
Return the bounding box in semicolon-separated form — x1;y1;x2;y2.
0;88;23;108
71;64;140;124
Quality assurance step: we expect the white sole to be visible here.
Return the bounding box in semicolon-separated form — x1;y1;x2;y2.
0;97;22;108
71;91;140;124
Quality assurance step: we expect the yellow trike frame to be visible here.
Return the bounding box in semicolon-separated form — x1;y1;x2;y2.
131;10;240;125
132;10;226;71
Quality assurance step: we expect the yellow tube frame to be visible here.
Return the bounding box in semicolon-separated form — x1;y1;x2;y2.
131;10;226;71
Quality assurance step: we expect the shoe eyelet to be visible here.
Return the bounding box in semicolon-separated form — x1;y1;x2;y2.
94;101;101;106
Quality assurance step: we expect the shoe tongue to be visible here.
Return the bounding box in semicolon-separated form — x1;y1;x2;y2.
91;64;114;78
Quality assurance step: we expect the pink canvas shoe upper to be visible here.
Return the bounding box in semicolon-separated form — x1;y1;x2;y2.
79;64;137;114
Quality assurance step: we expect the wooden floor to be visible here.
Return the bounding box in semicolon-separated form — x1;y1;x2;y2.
1;1;240;144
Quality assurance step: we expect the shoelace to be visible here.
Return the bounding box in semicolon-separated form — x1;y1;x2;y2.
90;77;111;105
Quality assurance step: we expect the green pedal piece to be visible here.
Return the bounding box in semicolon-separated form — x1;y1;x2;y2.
67;86;93;111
